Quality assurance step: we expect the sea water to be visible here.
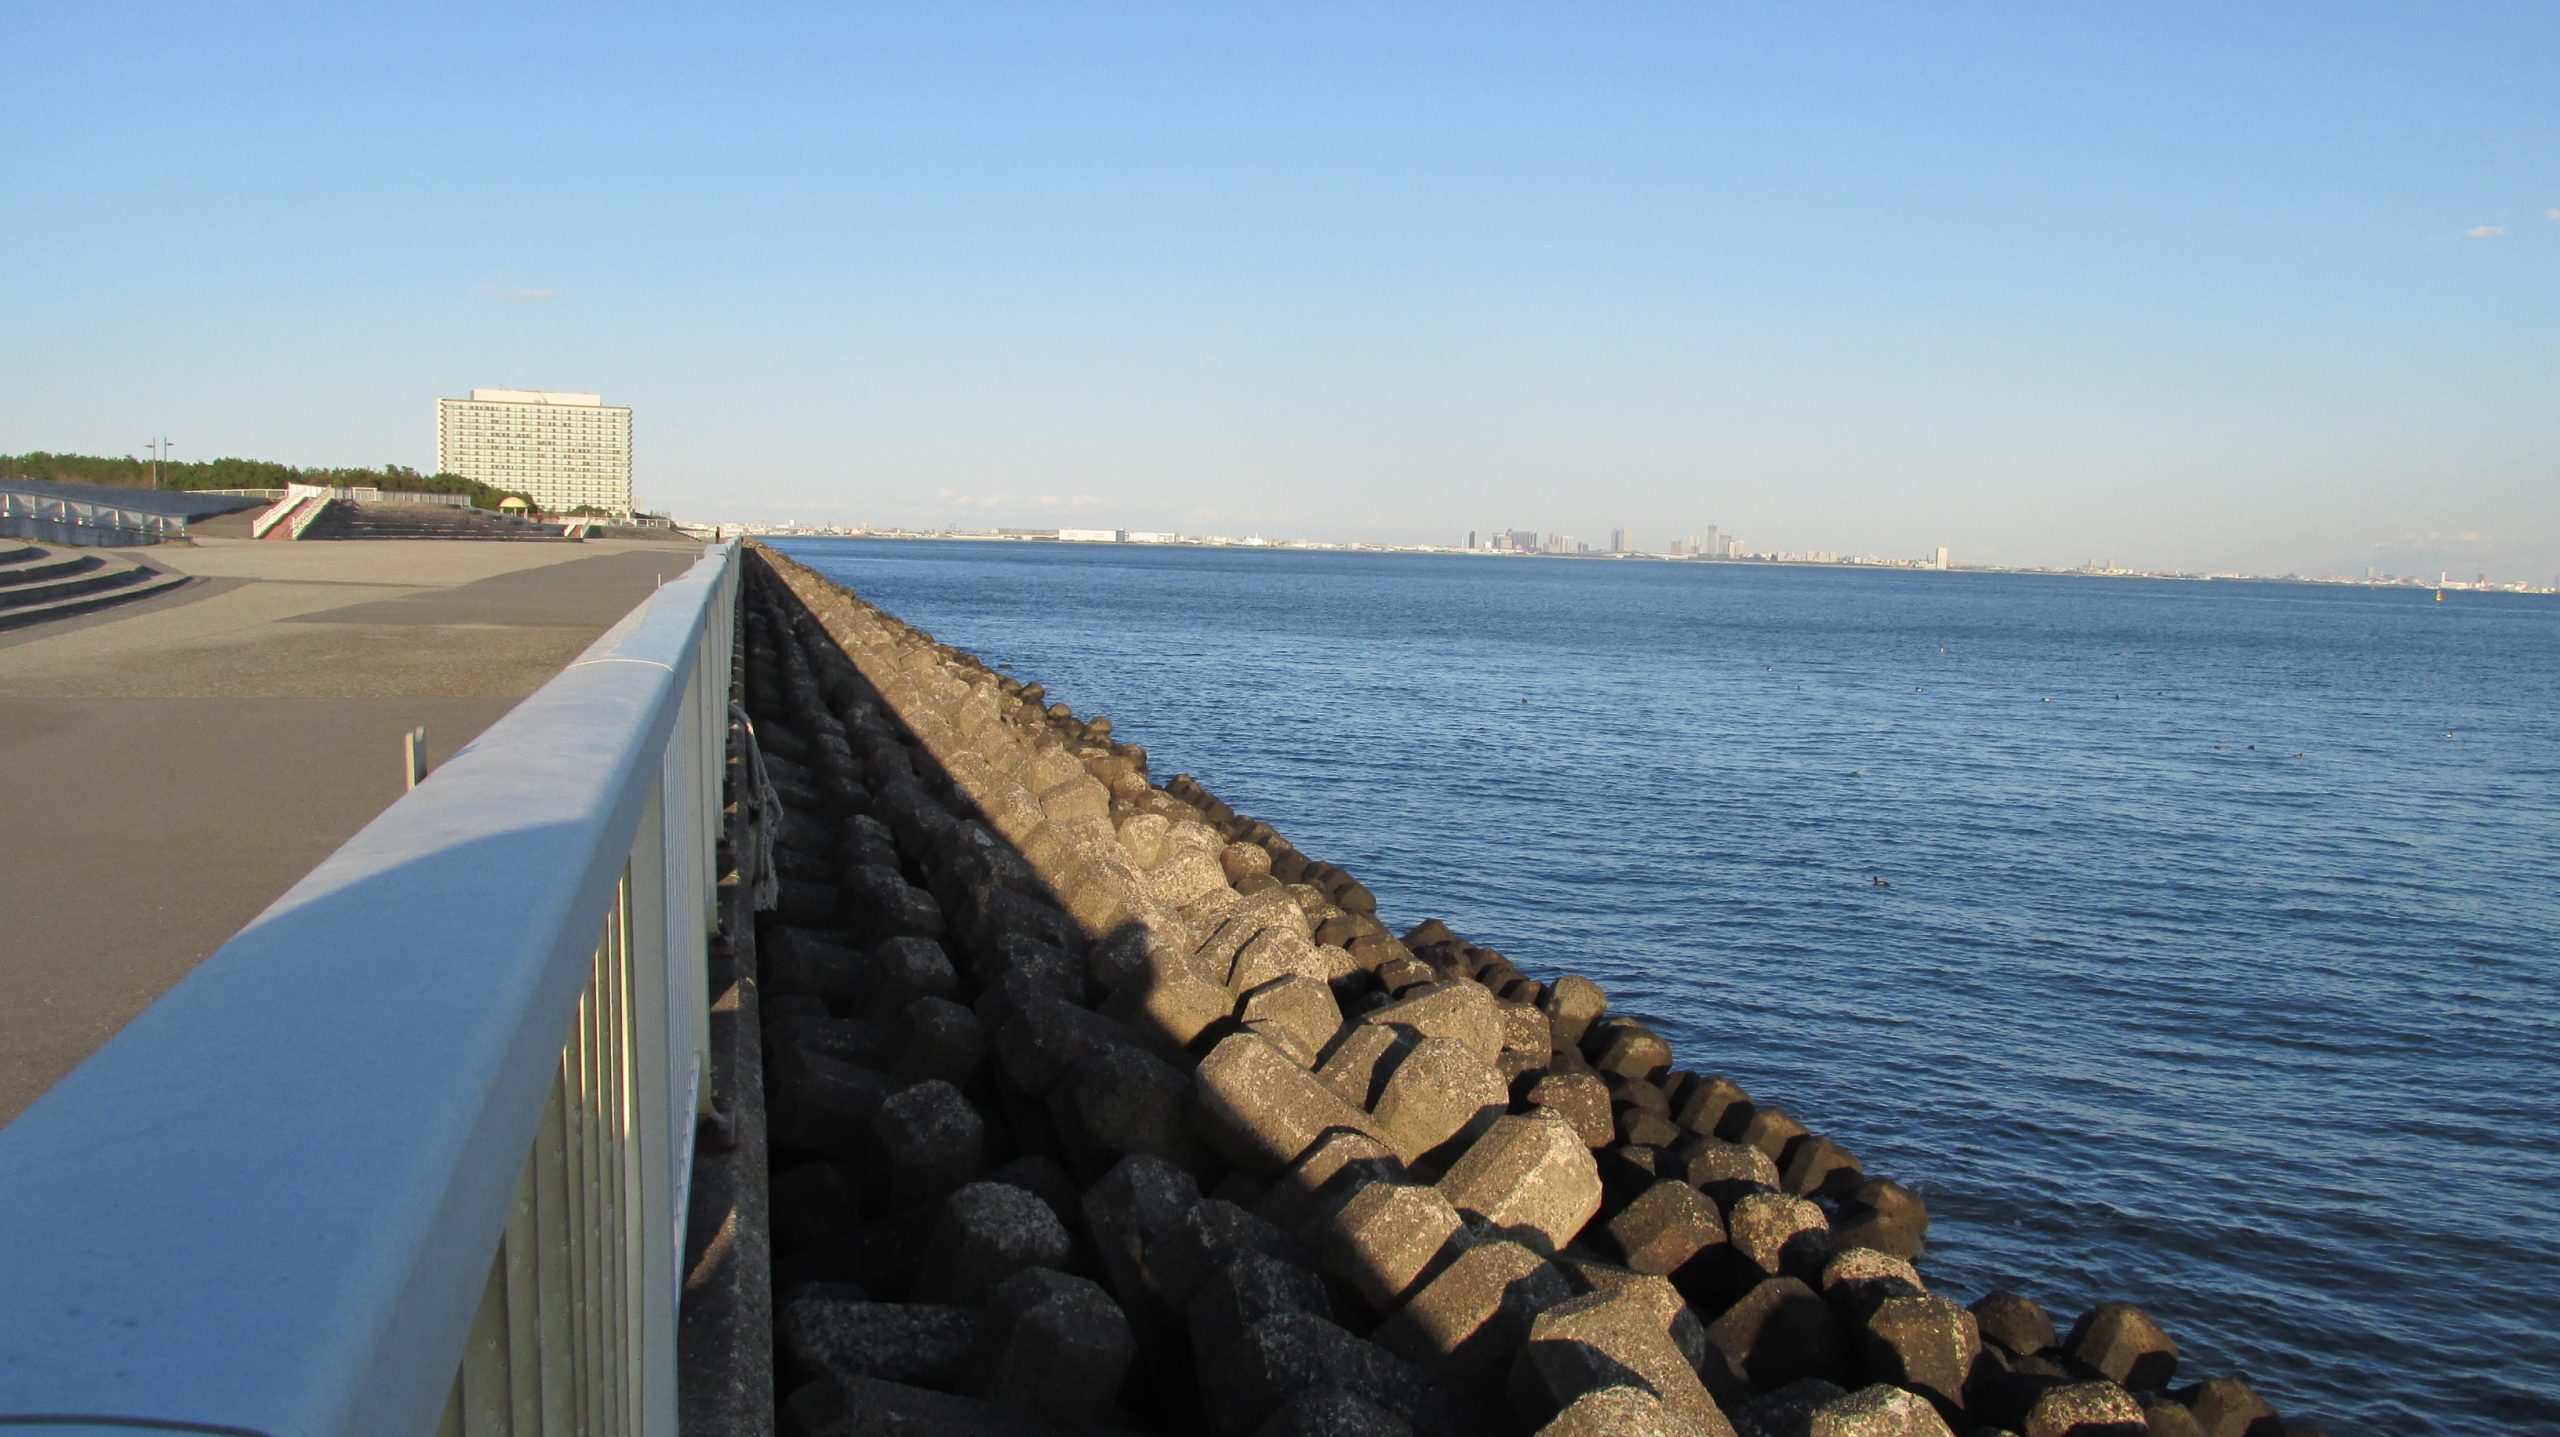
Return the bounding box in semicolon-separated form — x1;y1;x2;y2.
776;537;2560;1434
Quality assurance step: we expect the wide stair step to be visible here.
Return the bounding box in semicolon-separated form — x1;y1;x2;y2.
297;503;575;542
0;543;193;631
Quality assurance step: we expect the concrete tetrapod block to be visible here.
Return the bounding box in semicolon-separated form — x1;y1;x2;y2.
1853;1292;1980;1415
869;1079;987;1210
778;1296;980;1390
973;930;1088;1006
1538;974;1609;1047
2022;1380;2150;1437
1099;963;1236;1056
966;1267;1136;1426
1436;1112;1603;1256
1543;1261;1715;1383
1203;1311;1423;1437
1237;974;1344;1067
1250;1388;1412;1437
1368;1033;1510;1166
894;996;986;1086
1190;1247;1333;1368
1738;1107;1811;1167
1832;1179;1929;1263
1533;1386;1685;1437
1817;1248;1926;1326
768;1012;903;1073
2172;1376;2284;1437
857;936;962;1020
1781;1136;1866;1203
765;927;871;1007
1255;1128;1406;1240
1193;1030;1384;1177
1054;1043;1217;1180
1680;1139;1784;1207
1508;1285;1737;1437
786;1372;1051;1437
2143;1398;2210;1437
1728;1190;1835;1281
1808;1383;1958;1437
1590;1024;1673;1085
994;995;1133;1097
1705;1276;1847;1396
840;863;947;947
1601;1178;1726;1277
1080;1154;1205;1320
1228;927;1340;992
1359;981;1504;1064
1522;1071;1615;1149
1320;1180;1467;1311
1727;1377;1849;1437
2064;1301;2180;1393
769;1049;895;1158
1968;1289;2060;1358
914;1181;1074;1306
1372;1237;1571;1375
1314;1023;1407;1109
1143;1197;1304;1310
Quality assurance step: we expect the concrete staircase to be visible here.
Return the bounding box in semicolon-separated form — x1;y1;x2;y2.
0;541;193;631
296;502;575;542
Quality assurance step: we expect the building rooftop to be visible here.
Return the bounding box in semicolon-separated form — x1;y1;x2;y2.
461;388;611;407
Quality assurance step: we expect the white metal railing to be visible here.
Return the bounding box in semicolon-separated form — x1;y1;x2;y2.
0;540;740;1437
251;489;313;538
290;494;336;538
0;485;190;544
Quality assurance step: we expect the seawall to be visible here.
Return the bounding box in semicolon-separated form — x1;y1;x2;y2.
737;541;2317;1437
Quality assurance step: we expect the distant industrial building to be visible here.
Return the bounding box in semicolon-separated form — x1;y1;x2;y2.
436;389;633;517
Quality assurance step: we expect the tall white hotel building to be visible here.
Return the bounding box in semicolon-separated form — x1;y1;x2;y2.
435;388;633;517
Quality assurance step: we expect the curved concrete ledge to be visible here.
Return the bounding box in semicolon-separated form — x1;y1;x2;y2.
736;541;2321;1437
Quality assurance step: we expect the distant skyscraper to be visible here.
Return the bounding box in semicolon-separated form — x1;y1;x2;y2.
1934;546;1951;571
1706;525;1720;557
436;388;633;516
1610;527;1630;553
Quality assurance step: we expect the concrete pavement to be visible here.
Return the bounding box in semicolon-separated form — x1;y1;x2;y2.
0;537;706;1124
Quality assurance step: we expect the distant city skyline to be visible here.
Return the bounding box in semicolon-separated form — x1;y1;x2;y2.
5;5;2556;583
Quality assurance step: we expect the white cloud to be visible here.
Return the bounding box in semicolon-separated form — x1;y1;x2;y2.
498;287;557;302
2547;208;2560;222
2464;225;2505;239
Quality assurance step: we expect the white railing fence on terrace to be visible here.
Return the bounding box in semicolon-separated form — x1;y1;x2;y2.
0;540;742;1437
0;486;191;546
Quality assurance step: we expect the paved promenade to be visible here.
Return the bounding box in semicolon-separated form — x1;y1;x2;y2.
0;537;705;1124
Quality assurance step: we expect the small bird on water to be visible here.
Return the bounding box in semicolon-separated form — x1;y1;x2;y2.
1872;876;1890;889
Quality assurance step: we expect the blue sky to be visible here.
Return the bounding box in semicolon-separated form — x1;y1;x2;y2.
5;3;2554;578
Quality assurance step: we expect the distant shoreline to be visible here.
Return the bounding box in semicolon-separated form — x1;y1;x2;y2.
759;530;2557;597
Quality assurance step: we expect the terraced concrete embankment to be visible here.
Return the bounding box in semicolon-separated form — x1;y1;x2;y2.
739;543;2314;1437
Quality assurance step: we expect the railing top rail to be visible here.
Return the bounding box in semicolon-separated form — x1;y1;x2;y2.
0;541;740;1435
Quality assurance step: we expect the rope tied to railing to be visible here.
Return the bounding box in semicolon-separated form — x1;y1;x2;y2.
729;700;783;911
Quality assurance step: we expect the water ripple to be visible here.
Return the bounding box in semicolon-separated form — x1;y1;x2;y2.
782;540;2560;1436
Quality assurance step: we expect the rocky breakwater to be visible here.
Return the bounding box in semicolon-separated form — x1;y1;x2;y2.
738;542;2319;1437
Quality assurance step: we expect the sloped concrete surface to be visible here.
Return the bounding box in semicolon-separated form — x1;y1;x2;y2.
0;538;705;1123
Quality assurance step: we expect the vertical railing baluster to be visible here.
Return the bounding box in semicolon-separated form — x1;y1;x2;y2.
534;1078;573;1437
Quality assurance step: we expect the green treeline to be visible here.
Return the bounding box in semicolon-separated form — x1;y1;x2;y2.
0;452;533;512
